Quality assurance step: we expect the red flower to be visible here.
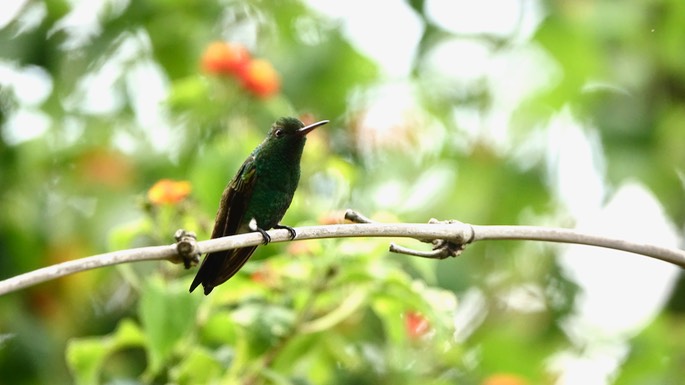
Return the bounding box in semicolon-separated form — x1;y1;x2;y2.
201;41;250;76
239;58;281;98
200;41;281;98
404;311;430;340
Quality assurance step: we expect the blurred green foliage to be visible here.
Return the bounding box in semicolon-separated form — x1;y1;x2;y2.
0;0;684;384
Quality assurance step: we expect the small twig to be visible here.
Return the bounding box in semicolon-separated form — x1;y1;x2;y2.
388;239;466;259
388;243;454;259
345;210;471;259
344;209;375;224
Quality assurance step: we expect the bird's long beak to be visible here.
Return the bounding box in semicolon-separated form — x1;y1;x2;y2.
298;120;329;136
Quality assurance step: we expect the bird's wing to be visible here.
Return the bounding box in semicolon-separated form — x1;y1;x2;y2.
189;155;259;294
211;154;257;238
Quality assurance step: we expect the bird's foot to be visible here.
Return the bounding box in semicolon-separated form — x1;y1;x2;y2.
274;224;297;240
256;228;271;245
249;218;271;245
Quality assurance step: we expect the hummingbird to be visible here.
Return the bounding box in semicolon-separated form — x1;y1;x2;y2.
190;117;329;295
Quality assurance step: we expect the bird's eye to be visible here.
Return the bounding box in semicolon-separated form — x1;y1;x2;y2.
274;129;284;138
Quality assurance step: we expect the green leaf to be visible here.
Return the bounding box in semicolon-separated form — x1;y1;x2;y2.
66;338;109;385
66;319;145;385
231;302;296;354
199;310;240;346
108;218;152;251
139;275;201;377
167;75;211;112
169;346;225;385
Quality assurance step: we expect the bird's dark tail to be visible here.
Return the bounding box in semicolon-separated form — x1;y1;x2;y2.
189;246;258;295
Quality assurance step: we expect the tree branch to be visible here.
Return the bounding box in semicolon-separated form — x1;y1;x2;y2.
1;212;683;296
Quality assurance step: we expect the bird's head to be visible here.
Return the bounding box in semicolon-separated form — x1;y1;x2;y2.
268;117;329;140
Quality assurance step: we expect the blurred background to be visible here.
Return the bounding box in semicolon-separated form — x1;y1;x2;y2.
1;0;684;384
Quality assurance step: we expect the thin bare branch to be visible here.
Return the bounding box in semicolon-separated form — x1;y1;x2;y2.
0;217;683;296
472;225;685;267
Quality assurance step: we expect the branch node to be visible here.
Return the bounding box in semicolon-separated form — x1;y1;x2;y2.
173;229;201;269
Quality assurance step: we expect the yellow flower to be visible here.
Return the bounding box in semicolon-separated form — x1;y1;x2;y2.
147;179;192;205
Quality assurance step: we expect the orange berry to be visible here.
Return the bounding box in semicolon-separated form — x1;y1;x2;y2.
201;41;250;75
147;179;192;205
239;58;281;98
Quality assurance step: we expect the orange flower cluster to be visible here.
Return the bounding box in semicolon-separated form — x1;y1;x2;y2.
200;41;280;98
147;179;192;205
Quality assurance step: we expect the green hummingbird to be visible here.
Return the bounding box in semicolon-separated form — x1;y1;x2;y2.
190;117;329;295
